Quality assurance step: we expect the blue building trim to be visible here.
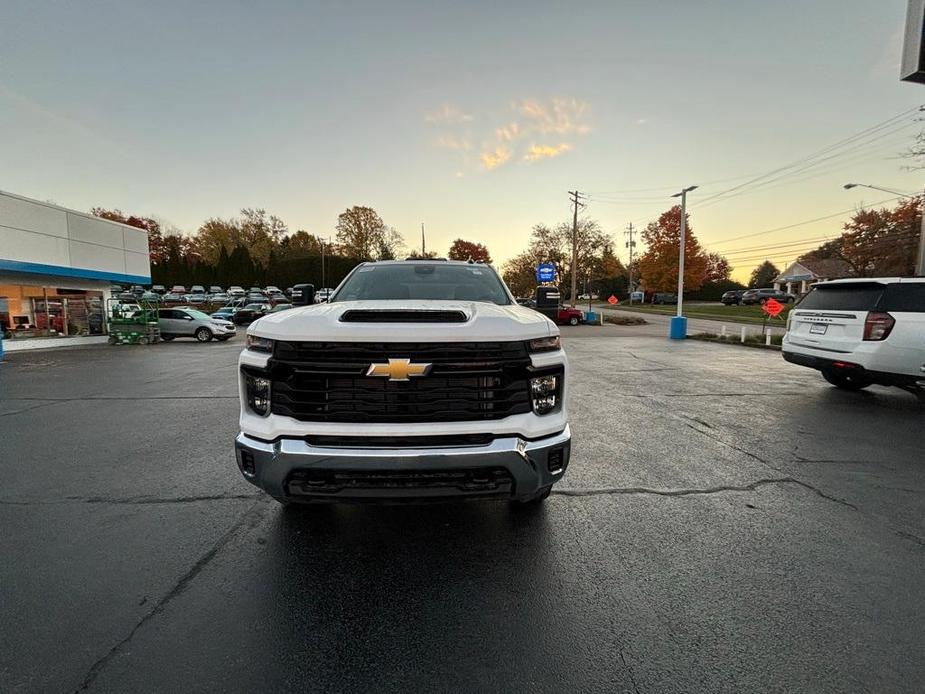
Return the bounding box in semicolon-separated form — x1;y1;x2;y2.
0;258;150;285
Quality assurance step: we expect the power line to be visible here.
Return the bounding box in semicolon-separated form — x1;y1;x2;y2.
693;106;921;204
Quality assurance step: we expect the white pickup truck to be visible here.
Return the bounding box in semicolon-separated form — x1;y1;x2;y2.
235;260;571;504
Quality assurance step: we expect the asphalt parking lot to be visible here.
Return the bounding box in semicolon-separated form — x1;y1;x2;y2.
2;335;924;693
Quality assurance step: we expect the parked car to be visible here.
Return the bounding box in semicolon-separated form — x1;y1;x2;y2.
208;285;223;295
315;287;334;303
151;285;167;294
246;292;268;303
129;285;146;296
741;288;795;305
170;285;187;295
157;308;236;342
190;285;206;294
269;303;294;313
210;292;229;304
248;286;263;293
721;290;746;305
187;292;208;305
265;285;283;294
139;291;161;303
232;303;270;325
782;278;925;400
228;286;245;297
117;291;137;303
162;292;182;302
651;292;678;305
557;306;584;326
211;308;237;321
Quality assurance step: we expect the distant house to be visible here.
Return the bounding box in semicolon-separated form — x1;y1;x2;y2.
773;258;853;295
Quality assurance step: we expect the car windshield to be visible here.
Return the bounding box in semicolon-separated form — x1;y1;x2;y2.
331;263;510;304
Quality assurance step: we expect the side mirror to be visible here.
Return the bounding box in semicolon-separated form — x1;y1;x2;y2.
291;283;315;306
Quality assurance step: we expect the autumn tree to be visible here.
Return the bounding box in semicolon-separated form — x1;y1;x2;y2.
704;253;731;283
748;260;780;288
335;206;401;260
637;206;709;292
448;239;492;263
838;198;920;276
279;230;325;258
240;208;287;268
91;207;167;264
194;217;242;266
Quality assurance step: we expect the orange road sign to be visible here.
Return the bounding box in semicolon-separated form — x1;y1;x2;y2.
763;298;784;317
608;295;618;305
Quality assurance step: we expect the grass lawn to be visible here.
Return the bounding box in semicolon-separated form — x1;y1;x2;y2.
599;301;793;326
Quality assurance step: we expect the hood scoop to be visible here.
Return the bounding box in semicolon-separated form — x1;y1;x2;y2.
339;309;468;323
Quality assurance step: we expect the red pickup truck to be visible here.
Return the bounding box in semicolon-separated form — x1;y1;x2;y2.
557;306;584;326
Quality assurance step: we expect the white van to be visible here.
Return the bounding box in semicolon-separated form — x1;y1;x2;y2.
782;278;925;400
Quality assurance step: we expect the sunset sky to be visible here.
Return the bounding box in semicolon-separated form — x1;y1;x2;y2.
1;0;922;282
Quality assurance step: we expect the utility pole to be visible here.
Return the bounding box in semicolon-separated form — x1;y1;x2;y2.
421;223;426;256
669;185;698;339
625;222;636;303
919;186;925;276
569;191;582;306
319;235;331;289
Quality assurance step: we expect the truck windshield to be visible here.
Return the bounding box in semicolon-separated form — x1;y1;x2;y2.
330;263;511;305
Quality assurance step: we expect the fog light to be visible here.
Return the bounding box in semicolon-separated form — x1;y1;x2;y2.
548;446;564;473
240;450;256;476
245;373;271;416
531;374;559;415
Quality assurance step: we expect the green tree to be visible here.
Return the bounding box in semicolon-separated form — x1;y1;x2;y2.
748;260;780;288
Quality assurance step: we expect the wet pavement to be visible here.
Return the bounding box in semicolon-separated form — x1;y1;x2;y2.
1;336;923;693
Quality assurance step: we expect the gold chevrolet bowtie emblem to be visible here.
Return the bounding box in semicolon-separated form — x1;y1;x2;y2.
366;358;432;381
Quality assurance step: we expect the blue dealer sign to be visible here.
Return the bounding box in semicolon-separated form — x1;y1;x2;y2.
536;263;556;282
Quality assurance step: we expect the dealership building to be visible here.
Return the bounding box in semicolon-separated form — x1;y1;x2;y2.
0;190;151;352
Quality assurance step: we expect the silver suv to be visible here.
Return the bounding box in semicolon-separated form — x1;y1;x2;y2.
157;308;236;342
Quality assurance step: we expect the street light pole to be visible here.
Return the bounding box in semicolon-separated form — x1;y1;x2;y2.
844;182;925;276
669;185;697;339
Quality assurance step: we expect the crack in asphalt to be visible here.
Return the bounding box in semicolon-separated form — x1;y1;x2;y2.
73;498;270;692
620;649;642;694
0;493;258;506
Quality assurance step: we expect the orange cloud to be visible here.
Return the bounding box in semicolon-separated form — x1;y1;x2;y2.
518;97;591;135
524;143;571;162
480;146;512;170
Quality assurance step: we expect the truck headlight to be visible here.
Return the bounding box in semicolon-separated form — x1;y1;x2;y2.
531;373;559;415
244;373;271;416
528;336;560;353
246;335;274;353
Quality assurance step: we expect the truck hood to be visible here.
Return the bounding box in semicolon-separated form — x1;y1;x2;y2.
248;300;556;342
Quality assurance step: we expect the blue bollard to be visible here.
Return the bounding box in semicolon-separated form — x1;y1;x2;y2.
669;316;688;340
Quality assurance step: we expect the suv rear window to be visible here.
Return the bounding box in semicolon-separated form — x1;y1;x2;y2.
797;283;884;311
880;283;925;313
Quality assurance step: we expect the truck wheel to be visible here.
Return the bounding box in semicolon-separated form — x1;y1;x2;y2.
569;316;579;326
822;368;871;391
195;327;213;342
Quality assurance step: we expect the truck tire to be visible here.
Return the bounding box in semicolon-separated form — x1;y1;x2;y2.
822;368;871;391
569;315;579;326
195;327;213;342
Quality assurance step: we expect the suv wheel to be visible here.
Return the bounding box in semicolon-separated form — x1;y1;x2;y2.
822;368;871;391
195;327;213;342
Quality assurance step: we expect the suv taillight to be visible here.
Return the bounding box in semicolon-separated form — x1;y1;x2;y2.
863;312;894;341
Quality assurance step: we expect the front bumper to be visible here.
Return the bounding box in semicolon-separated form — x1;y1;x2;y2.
234;425;571;502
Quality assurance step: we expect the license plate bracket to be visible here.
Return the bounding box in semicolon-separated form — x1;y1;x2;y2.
809;323;828;335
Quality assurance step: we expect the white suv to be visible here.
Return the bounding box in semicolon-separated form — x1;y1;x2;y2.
782;278;925;400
